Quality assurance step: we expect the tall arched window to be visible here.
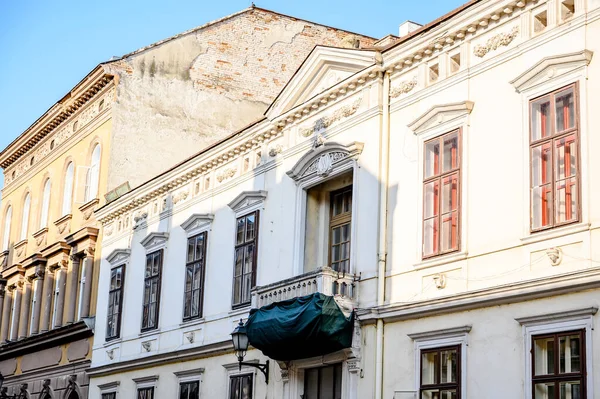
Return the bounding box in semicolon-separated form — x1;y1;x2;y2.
20;193;31;241
3;206;12;250
40;179;51;229
85;144;101;202
62;162;74;216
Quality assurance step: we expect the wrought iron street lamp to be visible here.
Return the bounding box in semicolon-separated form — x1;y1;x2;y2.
231;319;269;384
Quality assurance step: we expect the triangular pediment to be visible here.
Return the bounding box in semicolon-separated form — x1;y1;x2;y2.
408;101;474;134
181;213;214;233
107;249;131;265
228;190;267;213
140;232;169;250
266;46;377;119
510;50;593;93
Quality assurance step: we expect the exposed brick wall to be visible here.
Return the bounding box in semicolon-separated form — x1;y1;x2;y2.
105;8;375;191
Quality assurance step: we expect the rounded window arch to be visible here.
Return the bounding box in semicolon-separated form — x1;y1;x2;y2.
3;205;12;250
84;144;101;202
20;193;31;241
40;179;52;229
62;162;75;216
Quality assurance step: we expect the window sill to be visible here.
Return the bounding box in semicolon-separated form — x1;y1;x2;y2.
103;338;122;347
179;317;205;328
138;328;161;338
520;223;590;245
229;307;250;317
413;251;468;271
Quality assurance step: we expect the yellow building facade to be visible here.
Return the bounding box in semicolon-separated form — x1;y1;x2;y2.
0;67;114;399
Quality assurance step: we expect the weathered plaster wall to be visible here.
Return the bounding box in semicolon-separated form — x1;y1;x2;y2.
106;8;375;191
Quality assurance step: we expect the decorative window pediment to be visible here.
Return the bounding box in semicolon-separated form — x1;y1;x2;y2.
106;249;131;266
287;141;364;183
180;213;214;234
510;50;593;93
140;232;169;251
228;191;267;214
408;101;474;134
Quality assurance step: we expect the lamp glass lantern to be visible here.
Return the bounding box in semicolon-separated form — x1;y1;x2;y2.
231;319;249;362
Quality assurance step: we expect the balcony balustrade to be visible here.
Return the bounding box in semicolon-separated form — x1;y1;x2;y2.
251;266;356;311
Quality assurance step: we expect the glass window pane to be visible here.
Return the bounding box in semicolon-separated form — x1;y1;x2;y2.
244;244;254;274
241;375;253;399
555;88;575;132
424;181;439;219
423;217;438;257
187;238;195;263
145;256;152;278
439;349;458;383
237;217;245;245
180;383;189;399
555;178;578;224
441;175;458;214
193;263;202;290
185;266;193;292
559;381;581;399
535;382;555;399
440;211;458;252
246;214;255;241
332;226;341;245
559;334;581;374
442;132;459;172
421;351;438;385
531;96;552;141
153;253;161;276
319;366;334;399
234;248;244;276
425;140;440;178
304;369;319;399
233;277;242;304
195;235;205;261
555;135;577;180
534;336;555;376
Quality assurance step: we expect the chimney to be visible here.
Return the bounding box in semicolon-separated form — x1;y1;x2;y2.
399;21;422;37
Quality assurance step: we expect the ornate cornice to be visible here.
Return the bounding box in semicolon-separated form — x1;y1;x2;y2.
0;67;113;170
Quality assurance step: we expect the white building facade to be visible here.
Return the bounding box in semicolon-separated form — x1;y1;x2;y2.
90;0;600;398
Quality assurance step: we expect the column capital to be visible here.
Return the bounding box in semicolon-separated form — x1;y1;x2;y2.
34;265;45;280
84;246;95;258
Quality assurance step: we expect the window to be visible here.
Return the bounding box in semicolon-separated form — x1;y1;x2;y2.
179;381;199;399
420;345;461;398
142;251;162;331
137;387;154;399
20;193;31;241
3;206;12;250
530;84;580;231
232;212;259;307
532;330;585;398
40;179;51;229
52;271;62;329
62;162;75;216
106;265;125;340
329;187;352;273
229;374;253;399
303;364;342;399
184;233;207;321
85;144;101;202
101;394;116;399
423;130;460;258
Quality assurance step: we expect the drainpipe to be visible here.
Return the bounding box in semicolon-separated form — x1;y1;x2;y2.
375;66;390;399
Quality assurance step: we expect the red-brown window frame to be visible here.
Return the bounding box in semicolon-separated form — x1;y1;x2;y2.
422;129;462;259
531;329;586;399
529;82;581;232
106;264;125;341
232;211;259;309
420;345;461;399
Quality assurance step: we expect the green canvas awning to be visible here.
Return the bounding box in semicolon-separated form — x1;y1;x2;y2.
246;293;354;361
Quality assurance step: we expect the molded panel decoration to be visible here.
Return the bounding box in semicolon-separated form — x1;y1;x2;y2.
473;26;519;58
300;96;362;138
287;141;364;182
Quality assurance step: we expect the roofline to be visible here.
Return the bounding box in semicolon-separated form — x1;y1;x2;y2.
95;117;268;215
382;0;481;53
0;65;114;169
106;5;376;63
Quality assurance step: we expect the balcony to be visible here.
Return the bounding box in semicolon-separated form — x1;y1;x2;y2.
251;267;357;311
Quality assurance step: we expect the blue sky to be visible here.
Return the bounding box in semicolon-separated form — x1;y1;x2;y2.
0;0;465;190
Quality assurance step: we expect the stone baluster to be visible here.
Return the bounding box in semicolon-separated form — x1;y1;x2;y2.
53;266;66;328
39;264;56;332
30;266;45;335
10;281;23;341
66;254;81;324
0;284;12;342
79;247;94;319
18;278;32;339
